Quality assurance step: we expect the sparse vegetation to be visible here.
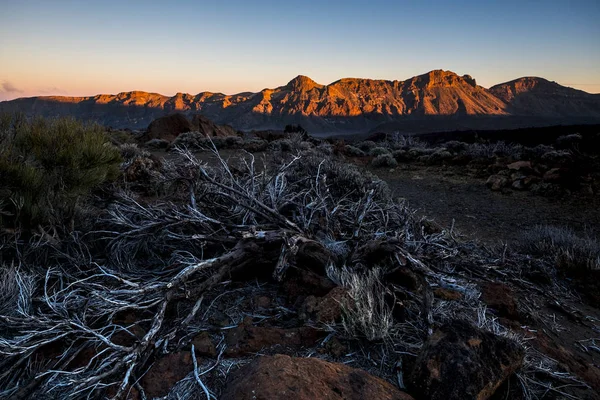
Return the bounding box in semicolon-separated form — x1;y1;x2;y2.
521;225;600;272
0;115;596;399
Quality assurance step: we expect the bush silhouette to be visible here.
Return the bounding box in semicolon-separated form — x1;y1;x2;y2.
0;113;121;231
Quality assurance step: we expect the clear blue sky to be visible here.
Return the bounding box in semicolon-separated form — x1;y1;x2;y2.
1;0;599;100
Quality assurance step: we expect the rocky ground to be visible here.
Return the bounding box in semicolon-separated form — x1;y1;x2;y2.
3;120;600;400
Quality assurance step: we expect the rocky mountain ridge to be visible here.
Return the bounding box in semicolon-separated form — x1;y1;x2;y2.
2;70;599;133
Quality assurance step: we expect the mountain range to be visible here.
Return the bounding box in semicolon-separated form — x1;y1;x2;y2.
1;70;599;134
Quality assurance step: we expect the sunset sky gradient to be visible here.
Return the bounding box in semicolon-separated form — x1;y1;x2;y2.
1;0;599;101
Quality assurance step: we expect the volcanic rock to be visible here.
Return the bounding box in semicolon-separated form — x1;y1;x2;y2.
408;320;524;400
221;354;414;400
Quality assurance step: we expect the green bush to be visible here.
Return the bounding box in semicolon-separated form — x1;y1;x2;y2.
369;147;390;156
0;113;121;230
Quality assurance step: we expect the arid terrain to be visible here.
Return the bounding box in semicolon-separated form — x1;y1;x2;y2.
1;108;600;400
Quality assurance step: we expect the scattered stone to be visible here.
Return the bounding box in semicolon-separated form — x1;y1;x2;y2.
221;354;414;400
141;352;193;398
543;168;562;183
408;320;524;400
486;175;509;191
507;161;532;171
511;179;527;190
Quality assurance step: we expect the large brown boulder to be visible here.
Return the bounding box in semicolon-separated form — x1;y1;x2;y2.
145;113;193;141
221;354;414;400
408;320;524;400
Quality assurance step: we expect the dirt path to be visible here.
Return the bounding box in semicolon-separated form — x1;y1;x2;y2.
370;164;600;245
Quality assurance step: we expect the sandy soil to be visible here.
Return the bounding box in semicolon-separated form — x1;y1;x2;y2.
369;163;600;245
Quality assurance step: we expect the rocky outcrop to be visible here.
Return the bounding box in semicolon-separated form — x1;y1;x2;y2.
145;113;193;141
142;113;239;142
221;354;414;400
408;320;524;400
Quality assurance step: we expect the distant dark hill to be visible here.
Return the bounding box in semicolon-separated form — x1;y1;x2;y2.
2;70;600;134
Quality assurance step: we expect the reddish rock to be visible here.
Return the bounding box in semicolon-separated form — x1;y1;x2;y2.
225;321;325;357
221;354;414;400
140;352;193;398
408;320;524;400
480;282;519;320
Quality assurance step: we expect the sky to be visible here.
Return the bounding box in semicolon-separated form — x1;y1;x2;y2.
1;0;599;101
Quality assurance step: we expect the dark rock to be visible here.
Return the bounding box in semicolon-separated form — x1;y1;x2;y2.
408;320;524;400
191;332;217;358
324;336;347;358
282;268;336;301
386;266;422;291
543;168;563;183
507;161;533;173
486;175;509;191
511;179;527;190
221;354;414;400
253;295;272;309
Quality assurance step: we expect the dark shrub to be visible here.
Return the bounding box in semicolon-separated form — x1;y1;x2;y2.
357;140;377;152
344;145;366;157
0;114;121;230
145;138;170;149
371;154;398;168
242;139;269;152
369;147;390;157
